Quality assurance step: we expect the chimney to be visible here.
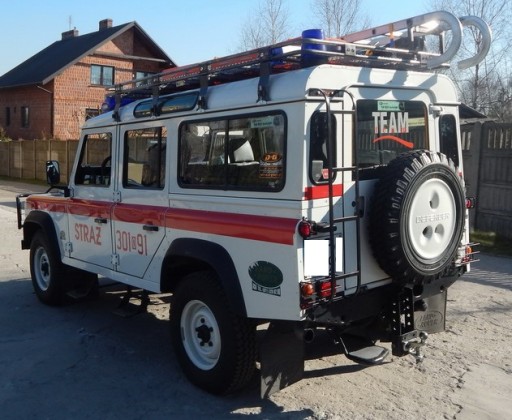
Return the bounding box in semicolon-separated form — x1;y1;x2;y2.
62;29;79;40
99;19;113;30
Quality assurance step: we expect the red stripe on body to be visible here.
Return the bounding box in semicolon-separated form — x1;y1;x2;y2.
113;204;165;225
303;184;343;200
27;196;297;245
27;196;67;213
67;199;111;218
166;208;297;245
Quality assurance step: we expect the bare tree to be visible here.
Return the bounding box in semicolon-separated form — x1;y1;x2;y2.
239;0;291;50
428;0;512;121
312;0;371;38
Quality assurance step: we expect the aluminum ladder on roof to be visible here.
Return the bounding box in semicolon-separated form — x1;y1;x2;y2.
340;11;492;69
107;11;492;121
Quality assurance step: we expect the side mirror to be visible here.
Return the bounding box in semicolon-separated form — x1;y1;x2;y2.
46;160;61;185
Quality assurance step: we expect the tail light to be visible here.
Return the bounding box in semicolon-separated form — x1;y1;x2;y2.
300;281;333;299
318;281;333;298
465;197;476;209
298;219;313;239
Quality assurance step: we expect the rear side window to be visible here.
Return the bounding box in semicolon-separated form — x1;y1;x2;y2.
179;112;286;191
439;114;459;167
309;111;337;184
356;100;428;174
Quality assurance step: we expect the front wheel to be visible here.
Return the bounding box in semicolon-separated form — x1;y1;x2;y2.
30;231;66;305
170;271;256;394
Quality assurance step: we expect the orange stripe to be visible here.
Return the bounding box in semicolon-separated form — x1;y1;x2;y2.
373;135;414;149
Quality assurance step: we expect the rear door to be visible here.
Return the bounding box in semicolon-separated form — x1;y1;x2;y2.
111;124;167;278
351;92;431;284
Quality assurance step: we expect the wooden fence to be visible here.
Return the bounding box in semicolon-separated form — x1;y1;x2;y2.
0;139;79;183
462;122;512;238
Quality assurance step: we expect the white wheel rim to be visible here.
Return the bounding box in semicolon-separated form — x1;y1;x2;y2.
180;300;221;370
34;247;51;291
407;178;457;260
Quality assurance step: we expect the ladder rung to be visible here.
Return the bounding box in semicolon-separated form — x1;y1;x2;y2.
333;215;358;223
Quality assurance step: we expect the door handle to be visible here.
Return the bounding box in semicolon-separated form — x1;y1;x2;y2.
94;217;108;224
143;224;159;232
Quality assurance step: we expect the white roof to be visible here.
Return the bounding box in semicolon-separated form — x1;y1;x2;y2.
84;64;458;129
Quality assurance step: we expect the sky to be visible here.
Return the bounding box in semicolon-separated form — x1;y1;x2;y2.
0;0;429;76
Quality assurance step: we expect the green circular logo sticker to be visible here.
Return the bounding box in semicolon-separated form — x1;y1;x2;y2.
249;261;283;296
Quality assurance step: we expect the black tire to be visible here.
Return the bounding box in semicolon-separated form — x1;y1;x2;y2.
29;230;66;305
369;150;465;285
170;271;256;395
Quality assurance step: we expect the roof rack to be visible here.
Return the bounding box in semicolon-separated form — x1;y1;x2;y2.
105;11;491;120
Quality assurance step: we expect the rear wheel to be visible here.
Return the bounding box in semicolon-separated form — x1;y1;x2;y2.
170;271;256;394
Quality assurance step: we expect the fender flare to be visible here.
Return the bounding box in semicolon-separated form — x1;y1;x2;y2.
162;238;247;317
22;211;61;259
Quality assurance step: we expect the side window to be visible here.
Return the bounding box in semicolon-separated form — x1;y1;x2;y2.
356;100;428;176
179;113;285;191
74;133;112;186
123;127;166;189
309;111;336;184
439;114;459;167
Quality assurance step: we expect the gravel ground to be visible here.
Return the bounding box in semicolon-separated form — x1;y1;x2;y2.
0;181;511;419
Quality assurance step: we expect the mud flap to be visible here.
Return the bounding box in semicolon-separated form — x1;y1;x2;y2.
414;290;447;334
260;321;304;398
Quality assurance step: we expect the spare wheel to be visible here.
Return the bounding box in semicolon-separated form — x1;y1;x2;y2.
369;150;465;285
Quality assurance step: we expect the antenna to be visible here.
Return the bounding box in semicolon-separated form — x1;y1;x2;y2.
68;16;72;31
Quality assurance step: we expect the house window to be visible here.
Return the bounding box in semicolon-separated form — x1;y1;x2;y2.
5;107;10;126
85;108;100;120
21;106;29;128
90;65;114;86
134;71;154;87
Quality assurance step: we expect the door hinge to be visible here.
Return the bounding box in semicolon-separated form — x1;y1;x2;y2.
64;242;73;255
113;191;121;203
111;253;120;267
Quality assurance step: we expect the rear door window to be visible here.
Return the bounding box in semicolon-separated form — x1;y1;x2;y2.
356;100;428;177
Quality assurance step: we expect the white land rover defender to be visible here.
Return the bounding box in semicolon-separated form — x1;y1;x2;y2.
17;12;490;397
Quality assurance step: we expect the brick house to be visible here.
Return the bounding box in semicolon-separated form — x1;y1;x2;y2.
0;19;174;140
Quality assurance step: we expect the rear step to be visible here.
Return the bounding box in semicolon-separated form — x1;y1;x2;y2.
339;335;389;365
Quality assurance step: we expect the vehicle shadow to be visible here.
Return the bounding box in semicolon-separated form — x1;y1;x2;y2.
0;277;357;419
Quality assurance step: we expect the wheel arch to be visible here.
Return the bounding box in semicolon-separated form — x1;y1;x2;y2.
161;238;247;317
22;211;61;258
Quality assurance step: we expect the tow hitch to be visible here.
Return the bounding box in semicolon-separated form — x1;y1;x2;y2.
400;330;429;363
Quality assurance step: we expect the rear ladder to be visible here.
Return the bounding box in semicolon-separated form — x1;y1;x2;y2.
319;90;362;300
